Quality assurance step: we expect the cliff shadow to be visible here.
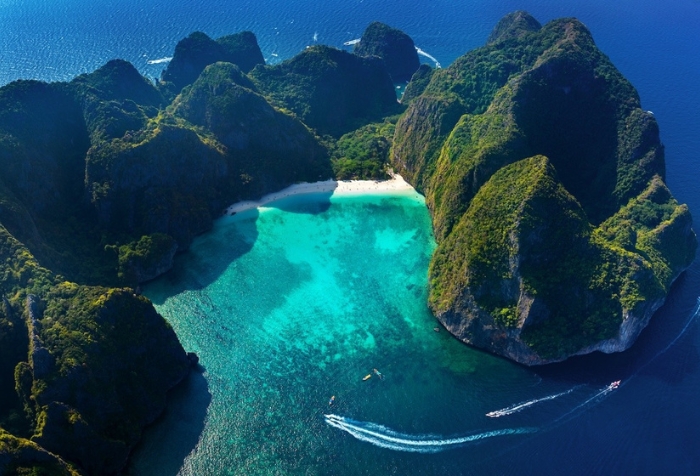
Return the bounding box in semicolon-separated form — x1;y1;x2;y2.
266;189;334;215
146;208;261;304
147;189;336;303
535;271;700;387
127;368;211;476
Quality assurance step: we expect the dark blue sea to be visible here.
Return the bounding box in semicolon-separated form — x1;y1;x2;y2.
3;1;700;474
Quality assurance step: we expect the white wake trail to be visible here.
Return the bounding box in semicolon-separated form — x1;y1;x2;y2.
146;57;172;65
324;414;536;453
415;47;441;68
486;386;582;418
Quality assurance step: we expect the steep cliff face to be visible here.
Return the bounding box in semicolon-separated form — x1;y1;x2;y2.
249;45;399;136
86;123;229;249
354;22;421;83
393;12;696;364
173;62;332;191
161;31;265;94
0;226;190;475
26;287;190;474
401;64;434;104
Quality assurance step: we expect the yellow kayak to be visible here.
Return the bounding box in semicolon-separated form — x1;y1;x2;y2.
362;374;372;381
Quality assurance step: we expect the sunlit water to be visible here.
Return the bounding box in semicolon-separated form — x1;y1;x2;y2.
3;0;700;473
130;188;700;475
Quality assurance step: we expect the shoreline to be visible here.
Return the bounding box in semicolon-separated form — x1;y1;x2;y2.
224;174;415;215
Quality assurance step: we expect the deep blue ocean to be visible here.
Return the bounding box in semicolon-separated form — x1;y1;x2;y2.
3;1;700;474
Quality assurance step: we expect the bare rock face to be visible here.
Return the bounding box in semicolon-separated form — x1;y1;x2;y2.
394;13;696;365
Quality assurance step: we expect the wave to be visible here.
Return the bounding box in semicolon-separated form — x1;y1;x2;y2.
415;47;441;68
324;414;536;453
147;57;172;65
486;386;582;418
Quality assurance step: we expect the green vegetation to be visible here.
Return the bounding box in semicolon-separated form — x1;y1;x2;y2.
401;64;434;104
160;31;265;95
331;119;396;179
249;45;400;137
354;22;421;82
116;233;177;284
0;23;403;472
0;13;694;471
0;428;80;476
394;12;695;363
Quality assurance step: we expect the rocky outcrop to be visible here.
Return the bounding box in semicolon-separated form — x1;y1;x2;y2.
486;10;542;44
26;295;54;379
117;233;178;284
394;13;696;364
0;429;80;476
86;124;229;249
250;45;398;136
161;31;265;93
401;64;434;104
354;22;421;83
27;286;190;474
174;62;332;190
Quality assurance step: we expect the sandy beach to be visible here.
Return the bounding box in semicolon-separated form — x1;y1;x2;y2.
224;174;415;215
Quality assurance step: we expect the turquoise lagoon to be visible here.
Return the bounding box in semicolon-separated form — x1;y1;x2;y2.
129;188;681;475
131;190;541;474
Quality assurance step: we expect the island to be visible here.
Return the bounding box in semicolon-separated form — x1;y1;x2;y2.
0;12;695;475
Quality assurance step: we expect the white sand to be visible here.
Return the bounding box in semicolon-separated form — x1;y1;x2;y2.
224;174;414;215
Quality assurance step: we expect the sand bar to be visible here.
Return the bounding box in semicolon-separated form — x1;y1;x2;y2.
224;174;415;215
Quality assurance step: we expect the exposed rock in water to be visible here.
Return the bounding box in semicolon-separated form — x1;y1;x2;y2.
249;45;399;137
354;22;421;83
392;13;697;364
161;31;265;94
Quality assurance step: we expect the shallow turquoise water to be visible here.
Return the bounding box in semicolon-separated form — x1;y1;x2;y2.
132;190;558;475
131;188;700;475
6;0;700;471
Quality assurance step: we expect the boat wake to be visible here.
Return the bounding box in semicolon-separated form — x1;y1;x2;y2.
415;47;441;68
324;414;536;453
551;382;621;425
486;386;582;418
146;56;172;65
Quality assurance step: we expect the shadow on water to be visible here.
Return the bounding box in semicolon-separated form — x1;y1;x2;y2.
127;368;212;476
536;268;700;386
268;190;334;215
148;190;335;304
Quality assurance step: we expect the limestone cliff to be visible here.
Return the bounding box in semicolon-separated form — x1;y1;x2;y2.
249;45;399;136
393;12;696;364
354;22;421;83
160;31;265;94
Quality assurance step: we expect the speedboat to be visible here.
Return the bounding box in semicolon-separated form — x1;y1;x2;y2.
328;395;335;405
610;380;621;389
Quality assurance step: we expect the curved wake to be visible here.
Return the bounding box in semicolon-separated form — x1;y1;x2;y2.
486;386;582;418
324;414;536;453
415;47;441;68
